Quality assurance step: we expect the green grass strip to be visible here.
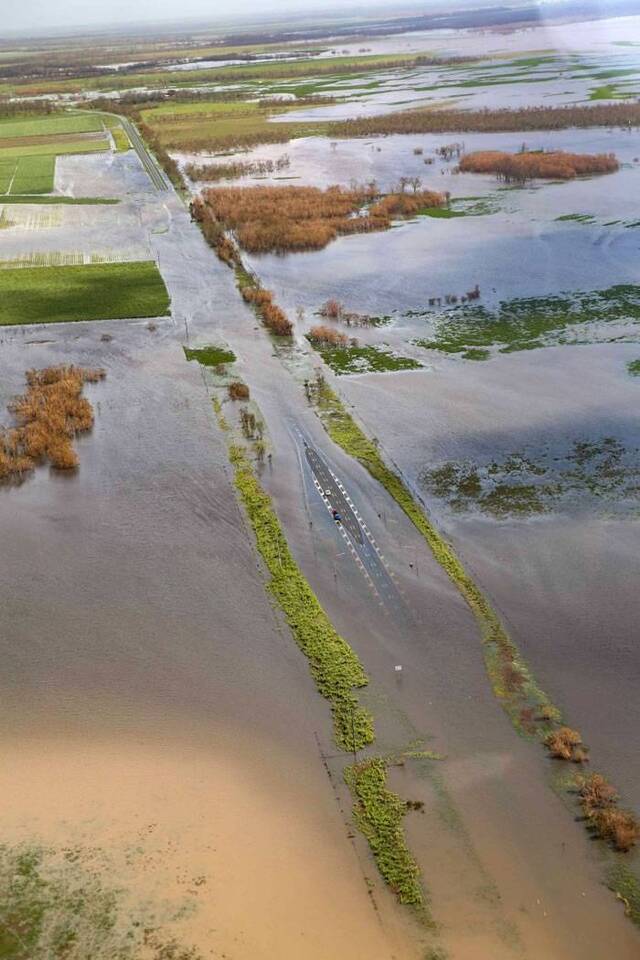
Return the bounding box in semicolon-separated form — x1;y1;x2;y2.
344;758;427;913
112;125;131;152
311;379;555;732
0;195;119;204
607;863;640;925
229;444;374;751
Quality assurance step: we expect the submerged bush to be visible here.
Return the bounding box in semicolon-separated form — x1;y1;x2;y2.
459;149;619;182
0;365;105;482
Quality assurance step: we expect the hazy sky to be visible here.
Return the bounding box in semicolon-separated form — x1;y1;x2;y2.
5;0;432;34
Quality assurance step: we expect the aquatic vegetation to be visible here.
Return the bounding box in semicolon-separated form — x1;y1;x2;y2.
459;149;618;182
422;438;640;517
317;299;391;326
627;359;640;376
592;808;640;853
229;444;374;751
309;340;422;375
0;365;105;482
183;344;236;366
0;841;202;960
344;758;427;912
111;125;131;151
186;154;290;182
413;285;640;357
195;184;444;254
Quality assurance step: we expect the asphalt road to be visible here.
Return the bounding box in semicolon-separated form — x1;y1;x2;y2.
303;438;410;624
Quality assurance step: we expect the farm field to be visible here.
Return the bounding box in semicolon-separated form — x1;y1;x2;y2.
0;260;170;324
2;6;640;960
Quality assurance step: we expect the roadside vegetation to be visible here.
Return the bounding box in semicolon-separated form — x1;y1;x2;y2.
111;125;131;151
228;443;374;752
0;260;170;325
0;365;105;482
459;149;619;182
344;759;426;912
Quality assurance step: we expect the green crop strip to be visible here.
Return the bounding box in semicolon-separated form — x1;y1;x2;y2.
229;444;374;751
309;378;555;732
0;196;119;204
344;759;427;915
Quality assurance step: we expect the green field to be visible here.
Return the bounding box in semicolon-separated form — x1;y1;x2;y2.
0;158;14;192
0;260;171;325
0;114;103;139
7;155;55;194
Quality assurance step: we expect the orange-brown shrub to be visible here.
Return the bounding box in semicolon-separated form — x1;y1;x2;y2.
196;184;443;255
369;190;444;218
228;381;250;401
591;808;640;853
242;283;292;336
307;325;349;346
0;365;105;483
544;726;583;761
459;150;619;182
578;773;619;817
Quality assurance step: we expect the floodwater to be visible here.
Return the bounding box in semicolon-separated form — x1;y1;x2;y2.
0;154;415;959
4;22;640;951
219;130;640;341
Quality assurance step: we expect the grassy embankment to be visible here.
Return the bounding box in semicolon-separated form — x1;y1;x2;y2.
0;261;170;325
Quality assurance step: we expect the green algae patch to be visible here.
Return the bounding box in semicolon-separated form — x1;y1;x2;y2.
0;841;202;960
344;758;428;915
309;341;422;375
628;359;640;377
309;377;556;733
183;344;236;366
423;439;640;518
413;284;640;358
229;444;374;752
607;863;640;925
